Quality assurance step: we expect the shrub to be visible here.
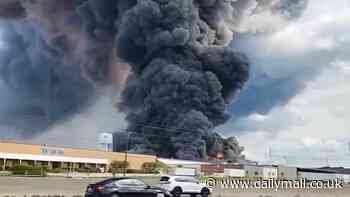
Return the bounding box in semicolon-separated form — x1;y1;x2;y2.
126;169;144;174
0;171;12;176
140;161;170;174
47;168;67;173
76;167;97;173
109;161;130;176
142;162;159;174
10;165;46;176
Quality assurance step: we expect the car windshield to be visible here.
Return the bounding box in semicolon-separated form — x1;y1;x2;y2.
115;179;147;187
160;176;170;181
175;177;198;183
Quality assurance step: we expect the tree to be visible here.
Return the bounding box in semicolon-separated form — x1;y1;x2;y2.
109;161;129;176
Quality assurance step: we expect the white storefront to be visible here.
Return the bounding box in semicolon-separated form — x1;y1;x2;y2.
0;152;109;165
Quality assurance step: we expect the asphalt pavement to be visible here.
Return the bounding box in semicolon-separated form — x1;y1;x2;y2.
0;176;349;197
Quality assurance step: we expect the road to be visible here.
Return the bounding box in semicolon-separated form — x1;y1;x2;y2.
0;177;349;197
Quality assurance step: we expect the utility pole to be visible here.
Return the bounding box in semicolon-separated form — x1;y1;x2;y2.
266;147;273;164
265;147;289;165
123;132;131;177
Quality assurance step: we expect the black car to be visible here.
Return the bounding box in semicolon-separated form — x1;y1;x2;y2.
85;177;172;197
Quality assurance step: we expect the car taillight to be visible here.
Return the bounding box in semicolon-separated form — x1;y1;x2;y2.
161;181;171;184
96;186;104;191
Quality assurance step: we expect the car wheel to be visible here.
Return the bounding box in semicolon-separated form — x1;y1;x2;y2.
201;188;210;197
171;187;183;197
110;193;120;197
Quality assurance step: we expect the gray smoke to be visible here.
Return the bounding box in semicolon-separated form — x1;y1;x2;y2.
0;0;121;136
271;0;308;19
116;0;249;160
115;0;308;160
0;21;94;135
205;132;245;162
0;0;25;19
0;0;308;160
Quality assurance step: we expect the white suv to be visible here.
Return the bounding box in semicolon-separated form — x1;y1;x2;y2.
158;176;211;197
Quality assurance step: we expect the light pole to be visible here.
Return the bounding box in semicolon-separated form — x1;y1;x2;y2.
123;132;131;177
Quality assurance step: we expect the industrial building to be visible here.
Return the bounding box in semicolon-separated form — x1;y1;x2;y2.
201;164;244;176
201;164;350;182
245;165;278;179
0;141;156;171
200;164;297;180
158;158;210;175
3;140;350;182
278;165;298;180
298;167;350;182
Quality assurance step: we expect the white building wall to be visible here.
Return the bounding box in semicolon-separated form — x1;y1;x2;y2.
244;165;278;179
278;166;298;180
224;169;246;177
298;172;338;181
244;165;263;178
0;152;109;164
341;175;350;183
262;167;278;179
158;158;209;175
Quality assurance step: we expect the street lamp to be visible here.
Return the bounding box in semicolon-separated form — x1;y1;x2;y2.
123;132;131;177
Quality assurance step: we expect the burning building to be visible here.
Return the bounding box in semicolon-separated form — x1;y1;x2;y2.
0;0;308;161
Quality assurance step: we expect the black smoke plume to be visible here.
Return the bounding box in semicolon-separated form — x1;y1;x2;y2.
116;0;249;160
0;0;307;160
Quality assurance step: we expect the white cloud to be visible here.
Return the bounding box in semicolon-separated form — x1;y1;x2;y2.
225;0;350;167
235;0;350;77
235;60;350;167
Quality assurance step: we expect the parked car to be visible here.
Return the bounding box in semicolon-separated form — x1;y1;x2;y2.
158;176;211;197
85;177;172;197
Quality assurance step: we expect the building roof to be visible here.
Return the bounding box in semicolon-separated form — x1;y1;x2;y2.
158;158;210;166
0;141;155;158
0;152;109;164
237;158;258;165
297;168;337;174
0;141;157;169
318;167;350;175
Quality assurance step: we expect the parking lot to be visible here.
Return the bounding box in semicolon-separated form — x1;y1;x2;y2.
0;177;349;197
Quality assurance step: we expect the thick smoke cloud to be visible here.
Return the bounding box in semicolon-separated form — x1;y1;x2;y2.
0;0;125;135
0;0;25;19
0;0;99;135
0;21;94;135
116;0;308;160
116;0;249;160
0;0;308;160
